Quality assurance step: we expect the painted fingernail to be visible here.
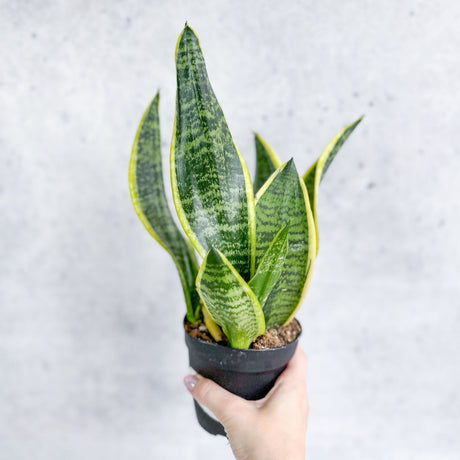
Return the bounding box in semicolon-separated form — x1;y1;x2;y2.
184;374;198;391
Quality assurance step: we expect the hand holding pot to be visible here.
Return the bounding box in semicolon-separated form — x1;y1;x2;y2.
184;346;309;460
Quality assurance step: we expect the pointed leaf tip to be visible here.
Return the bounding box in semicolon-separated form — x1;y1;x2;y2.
285;157;296;169
302;116;363;254
207;246;221;262
249;223;290;308
182;23;198;39
253;134;283;194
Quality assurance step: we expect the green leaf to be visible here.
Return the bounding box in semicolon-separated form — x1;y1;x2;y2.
255;159;316;328
171;25;256;280
129;92;200;323
254;133;283;193
248;224;289;307
196;248;266;349
303;117;363;254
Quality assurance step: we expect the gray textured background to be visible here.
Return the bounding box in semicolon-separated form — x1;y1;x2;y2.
1;0;459;459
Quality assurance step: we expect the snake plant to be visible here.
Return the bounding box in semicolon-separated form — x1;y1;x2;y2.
129;25;362;349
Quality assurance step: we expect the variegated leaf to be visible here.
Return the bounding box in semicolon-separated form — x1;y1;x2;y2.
129;93;200;322
254;133;282;193
303;117;363;253
196;248;265;349
171;25;256;280
249;224;289;307
255;159;316;328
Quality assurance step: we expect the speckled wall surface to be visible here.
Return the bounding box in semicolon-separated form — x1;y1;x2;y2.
1;1;459;459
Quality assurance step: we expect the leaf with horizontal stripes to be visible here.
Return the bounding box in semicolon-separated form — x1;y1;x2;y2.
171;25;256;281
196;248;265;349
255;159;316;328
254;133;283;193
129;92;200;323
303;117;363;254
248;224;289;307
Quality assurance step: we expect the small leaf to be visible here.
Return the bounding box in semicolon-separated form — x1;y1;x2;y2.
254;133;283;193
196;248;265;349
249;224;289;307
201;302;223;342
255;159;316;328
129;93;200;322
171;25;256;280
303;117;363;254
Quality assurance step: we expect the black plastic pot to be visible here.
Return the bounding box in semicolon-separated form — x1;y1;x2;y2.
184;320;301;436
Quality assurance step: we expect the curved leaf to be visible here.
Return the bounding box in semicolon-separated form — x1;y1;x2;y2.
129;92;200;322
255;159;316;328
201;302;223;342
249;224;289;307
303;117;363;253
196;248;265;349
254;133;283;193
171;25;256;280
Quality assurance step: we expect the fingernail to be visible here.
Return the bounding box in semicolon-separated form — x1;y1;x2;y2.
184;374;198;392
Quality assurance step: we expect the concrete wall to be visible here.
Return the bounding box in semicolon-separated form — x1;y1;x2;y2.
1;0;459;458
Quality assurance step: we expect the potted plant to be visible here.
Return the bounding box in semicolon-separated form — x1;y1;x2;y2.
129;24;362;436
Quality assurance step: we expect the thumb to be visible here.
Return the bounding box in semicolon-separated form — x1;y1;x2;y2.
184;374;246;424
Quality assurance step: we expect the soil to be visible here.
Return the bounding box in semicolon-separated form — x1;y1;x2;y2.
184;318;301;349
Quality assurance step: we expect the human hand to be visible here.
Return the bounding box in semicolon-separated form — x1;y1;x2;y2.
183;346;309;460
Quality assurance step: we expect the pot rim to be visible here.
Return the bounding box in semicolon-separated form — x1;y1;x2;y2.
184;316;302;353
